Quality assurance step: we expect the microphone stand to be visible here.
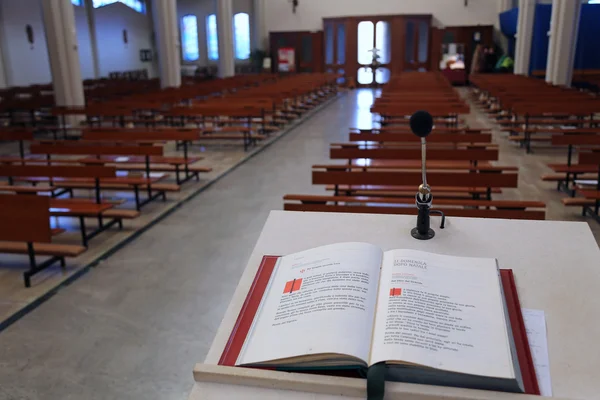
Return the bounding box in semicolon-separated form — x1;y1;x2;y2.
411;137;446;240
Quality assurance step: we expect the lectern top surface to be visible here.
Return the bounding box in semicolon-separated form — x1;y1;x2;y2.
197;211;600;400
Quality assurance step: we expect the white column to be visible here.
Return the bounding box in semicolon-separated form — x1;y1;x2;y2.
498;0;513;11
545;0;561;83
217;0;235;78
514;0;536;75
83;0;100;78
151;0;181;88
548;0;582;86
41;0;85;108
496;0;514;54
252;0;267;51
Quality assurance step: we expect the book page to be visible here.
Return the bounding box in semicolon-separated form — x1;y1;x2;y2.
237;242;383;366
522;309;552;396
370;250;515;380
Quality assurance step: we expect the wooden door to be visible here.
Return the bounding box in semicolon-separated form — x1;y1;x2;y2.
324;20;348;80
269;31;324;73
403;17;431;71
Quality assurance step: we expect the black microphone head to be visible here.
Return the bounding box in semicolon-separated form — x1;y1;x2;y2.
410;110;434;138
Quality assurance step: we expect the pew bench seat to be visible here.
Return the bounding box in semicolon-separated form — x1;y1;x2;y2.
77;155;203;166
548;164;600;174
562;198;597;206
283;195;545;220
203;126;252;133
0;184;59;194
507;135;551;142
541;173;597;182
48;198;140;246
315;162;516;173
17;174;175;210
0;242;86;258
77;155;212;183
325;184;502;199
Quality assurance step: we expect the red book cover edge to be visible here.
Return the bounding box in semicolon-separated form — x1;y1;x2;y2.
219;256;541;395
500;269;541;395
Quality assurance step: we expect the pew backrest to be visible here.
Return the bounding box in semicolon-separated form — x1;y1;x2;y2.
0;194;51;243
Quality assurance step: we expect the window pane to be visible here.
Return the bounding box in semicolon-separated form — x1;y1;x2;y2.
337;24;345;64
357;21;374;65
405;21;415;64
206;14;219;61
375;67;390;84
375;21;390;64
418;21;429;63
337;68;345;85
357;67;373;84
325;23;334;65
71;0;82;5
182;15;199;61
233;13;250;60
93;0;144;12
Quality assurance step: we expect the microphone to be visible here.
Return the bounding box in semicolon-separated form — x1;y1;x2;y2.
409;111;440;240
410;111;433;202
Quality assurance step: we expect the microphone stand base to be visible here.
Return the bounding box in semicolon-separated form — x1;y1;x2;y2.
411;227;435;240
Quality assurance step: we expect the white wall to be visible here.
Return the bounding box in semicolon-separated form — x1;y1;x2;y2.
94;2;157;77
0;0;52;86
74;4;95;80
264;0;499;32
176;0;252;68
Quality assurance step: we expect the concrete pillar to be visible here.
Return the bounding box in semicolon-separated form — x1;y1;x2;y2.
41;0;85;108
83;0;100;78
151;0;181;88
514;0;536;75
252;0;267;51
548;0;582;86
545;0;561;83
217;0;235;78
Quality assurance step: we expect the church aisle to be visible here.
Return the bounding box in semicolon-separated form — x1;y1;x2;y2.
0;91;370;400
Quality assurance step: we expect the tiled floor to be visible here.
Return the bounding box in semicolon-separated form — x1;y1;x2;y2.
0;88;597;400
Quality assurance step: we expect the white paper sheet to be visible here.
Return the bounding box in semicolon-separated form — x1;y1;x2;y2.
522;308;552;396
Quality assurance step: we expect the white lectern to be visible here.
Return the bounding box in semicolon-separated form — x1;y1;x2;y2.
189;211;600;400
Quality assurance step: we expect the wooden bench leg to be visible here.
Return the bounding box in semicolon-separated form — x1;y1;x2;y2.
134;186;141;211
24;242;65;288
79;216;88;247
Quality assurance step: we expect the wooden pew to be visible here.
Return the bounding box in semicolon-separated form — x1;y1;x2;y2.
27;142;178;209
283;195;546;220
166;106;267;151
0;165;140;245
80;129;212;184
330;144;498;163
283;167;544;220
312;166;518;197
561;151;600;220
0;130;34;158
348;132;492;144
542;134;600;191
0;194;86;287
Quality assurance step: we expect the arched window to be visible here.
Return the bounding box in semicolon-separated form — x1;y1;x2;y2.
206;14;219;61
233;13;250;60
93;0;145;13
181;15;199;61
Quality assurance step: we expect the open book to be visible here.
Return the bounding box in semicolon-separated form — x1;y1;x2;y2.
222;243;531;394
